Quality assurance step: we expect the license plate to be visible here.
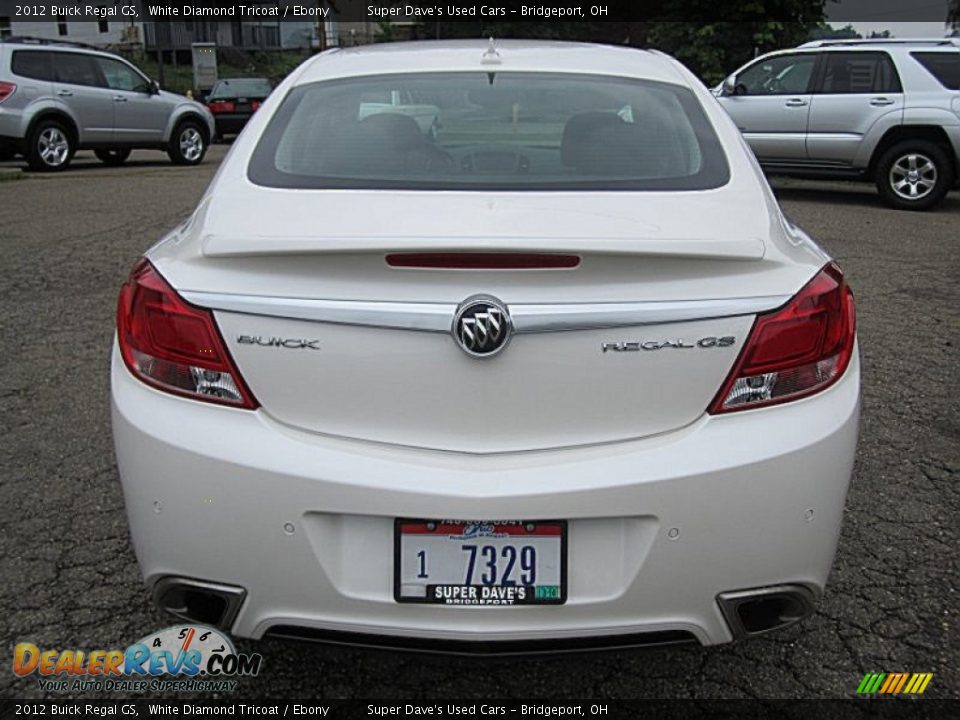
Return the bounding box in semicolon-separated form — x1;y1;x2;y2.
394;519;566;605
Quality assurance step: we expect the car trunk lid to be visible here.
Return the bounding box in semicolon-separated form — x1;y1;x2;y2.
152;189;818;453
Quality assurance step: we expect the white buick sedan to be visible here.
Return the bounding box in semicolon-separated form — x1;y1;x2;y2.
112;40;859;653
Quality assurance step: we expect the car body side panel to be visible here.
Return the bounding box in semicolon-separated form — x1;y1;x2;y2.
50;78;115;145
807;99;904;166
901;104;960;131
0;47;58;140
852;107;960;169
718;95;813;161
161;95;216;142
112;90;169;143
0;95;80;143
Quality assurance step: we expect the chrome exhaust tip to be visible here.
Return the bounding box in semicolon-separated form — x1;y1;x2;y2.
152;577;246;630
718;584;817;639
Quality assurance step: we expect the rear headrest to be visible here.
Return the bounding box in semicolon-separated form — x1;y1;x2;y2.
563;108;692;177
560;112;625;167
574;122;649;175
357;112;423;151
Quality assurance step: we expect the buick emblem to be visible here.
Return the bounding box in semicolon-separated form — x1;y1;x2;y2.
453;295;512;358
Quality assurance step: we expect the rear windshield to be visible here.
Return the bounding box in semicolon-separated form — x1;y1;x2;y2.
911;52;960;90
210;78;272;99
248;72;730;191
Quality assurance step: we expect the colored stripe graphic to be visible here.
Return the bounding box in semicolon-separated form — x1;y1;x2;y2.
905;673;934;694
856;673;886;694
857;672;933;695
882;673;908;693
893;673;910;694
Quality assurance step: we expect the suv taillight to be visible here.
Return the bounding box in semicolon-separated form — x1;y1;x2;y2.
116;259;258;409
0;82;16;103
709;263;855;414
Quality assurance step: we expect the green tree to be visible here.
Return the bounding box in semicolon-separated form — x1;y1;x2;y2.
809;23;861;40
646;20;823;86
375;21;398;43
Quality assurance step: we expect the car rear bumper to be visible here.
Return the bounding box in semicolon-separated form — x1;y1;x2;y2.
213;114;252;135
111;342;860;648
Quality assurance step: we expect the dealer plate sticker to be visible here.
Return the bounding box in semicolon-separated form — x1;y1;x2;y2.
394;520;566;605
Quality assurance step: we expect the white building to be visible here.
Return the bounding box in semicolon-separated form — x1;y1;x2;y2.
0;18;144;47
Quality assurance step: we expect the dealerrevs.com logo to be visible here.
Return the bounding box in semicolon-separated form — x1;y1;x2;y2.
13;625;262;693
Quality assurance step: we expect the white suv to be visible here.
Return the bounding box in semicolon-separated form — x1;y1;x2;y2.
716;39;960;210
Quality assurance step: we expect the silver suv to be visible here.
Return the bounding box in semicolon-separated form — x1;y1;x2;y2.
716;38;960;210
0;38;215;171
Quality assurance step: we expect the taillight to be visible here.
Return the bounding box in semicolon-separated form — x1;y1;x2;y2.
0;82;16;103
709;263;855;414
116;259;258;409
207;100;235;114
251;100;262;111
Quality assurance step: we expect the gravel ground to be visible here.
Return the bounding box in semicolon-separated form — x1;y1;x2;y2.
1;147;957;700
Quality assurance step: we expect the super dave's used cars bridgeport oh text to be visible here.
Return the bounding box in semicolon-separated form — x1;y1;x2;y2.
111;40;860;653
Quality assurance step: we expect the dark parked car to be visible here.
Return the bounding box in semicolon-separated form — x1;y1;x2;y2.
206;78;272;139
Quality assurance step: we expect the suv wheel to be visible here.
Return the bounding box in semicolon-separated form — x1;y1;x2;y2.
168;120;207;165
875;140;953;211
95;148;132;166
27;120;74;172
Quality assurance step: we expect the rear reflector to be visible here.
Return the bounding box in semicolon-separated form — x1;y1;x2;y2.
709;263;855;413
0;82;16;103
116;259;257;409
386;253;581;270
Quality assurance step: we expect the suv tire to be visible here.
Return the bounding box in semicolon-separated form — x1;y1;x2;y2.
875;140;954;211
26;119;74;172
168;120;207;166
95;148;132;166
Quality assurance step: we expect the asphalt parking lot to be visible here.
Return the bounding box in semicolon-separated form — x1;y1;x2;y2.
1;145;957;700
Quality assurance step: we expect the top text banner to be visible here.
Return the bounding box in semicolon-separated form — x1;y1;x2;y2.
0;0;955;23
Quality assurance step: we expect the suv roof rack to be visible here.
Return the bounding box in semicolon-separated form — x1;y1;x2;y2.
0;35;105;51
800;38;960;49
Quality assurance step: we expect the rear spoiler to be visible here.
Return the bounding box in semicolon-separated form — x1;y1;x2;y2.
201;234;766;261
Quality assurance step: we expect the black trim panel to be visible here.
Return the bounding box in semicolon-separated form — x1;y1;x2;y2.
760;163;867;180
263;625;699;656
